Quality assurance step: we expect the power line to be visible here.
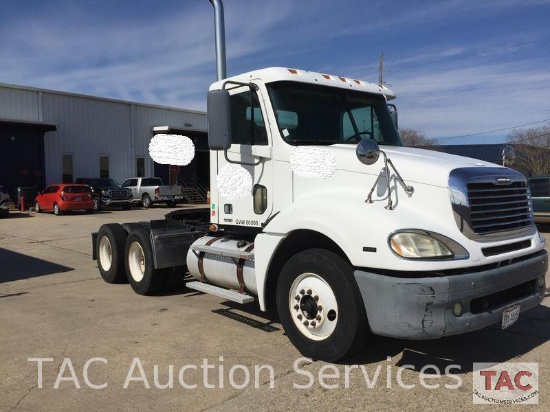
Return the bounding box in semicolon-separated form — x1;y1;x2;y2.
437;118;550;141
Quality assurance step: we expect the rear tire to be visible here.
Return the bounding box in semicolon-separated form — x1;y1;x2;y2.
96;224;128;284
53;203;62;216
142;194;152;208
125;228;167;295
35;202;42;213
276;248;370;362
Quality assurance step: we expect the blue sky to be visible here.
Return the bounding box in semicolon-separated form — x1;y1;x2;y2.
1;0;550;145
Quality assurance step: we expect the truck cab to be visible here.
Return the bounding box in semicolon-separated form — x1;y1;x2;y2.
203;67;546;358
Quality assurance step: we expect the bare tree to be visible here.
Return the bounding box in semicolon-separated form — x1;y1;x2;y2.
507;124;550;176
399;128;438;149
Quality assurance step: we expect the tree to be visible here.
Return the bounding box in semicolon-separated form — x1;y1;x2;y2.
399;128;439;149
507;124;550;176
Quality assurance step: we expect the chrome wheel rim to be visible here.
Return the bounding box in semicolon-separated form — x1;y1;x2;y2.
288;273;338;341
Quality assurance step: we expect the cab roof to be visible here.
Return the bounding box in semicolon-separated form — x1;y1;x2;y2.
210;67;396;100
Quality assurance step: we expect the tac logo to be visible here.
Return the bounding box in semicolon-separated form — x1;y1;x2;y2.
473;363;539;404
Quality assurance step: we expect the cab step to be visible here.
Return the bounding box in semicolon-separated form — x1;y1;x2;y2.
186;281;254;304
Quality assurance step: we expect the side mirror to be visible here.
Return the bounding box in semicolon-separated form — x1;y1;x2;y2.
207;89;232;150
502;145;515;166
356;138;380;165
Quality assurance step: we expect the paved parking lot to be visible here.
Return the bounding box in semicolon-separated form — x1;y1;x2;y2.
1;207;549;411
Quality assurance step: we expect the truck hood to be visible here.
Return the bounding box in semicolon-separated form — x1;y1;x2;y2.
327;144;501;188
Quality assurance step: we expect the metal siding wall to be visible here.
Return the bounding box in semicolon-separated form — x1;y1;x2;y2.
1;84;207;186
42;94;133;184
0;86;40;121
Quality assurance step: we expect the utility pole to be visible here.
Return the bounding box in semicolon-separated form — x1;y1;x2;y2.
378;52;383;86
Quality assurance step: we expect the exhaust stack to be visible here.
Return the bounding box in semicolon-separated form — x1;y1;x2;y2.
209;0;227;80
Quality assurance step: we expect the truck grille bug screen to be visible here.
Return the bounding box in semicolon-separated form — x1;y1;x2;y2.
467;181;532;235
449;168;535;239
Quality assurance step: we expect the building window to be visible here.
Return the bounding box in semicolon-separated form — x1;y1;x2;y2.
99;156;109;178
62;154;73;183
136;157;145;177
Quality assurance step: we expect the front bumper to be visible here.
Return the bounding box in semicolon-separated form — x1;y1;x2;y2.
354;250;547;339
101;198;132;205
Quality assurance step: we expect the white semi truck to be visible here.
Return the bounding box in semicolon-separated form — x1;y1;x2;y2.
92;0;547;361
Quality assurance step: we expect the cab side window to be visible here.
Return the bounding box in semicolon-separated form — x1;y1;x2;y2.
230;91;268;146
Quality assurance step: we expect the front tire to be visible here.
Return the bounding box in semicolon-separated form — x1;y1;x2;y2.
276;248;370;362
125;228;166;295
92;197;101;211
35;202;42;213
96;224;128;283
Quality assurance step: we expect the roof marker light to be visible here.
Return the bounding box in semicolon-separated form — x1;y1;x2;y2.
339;77;347;82
288;69;299;75
322;74;331;80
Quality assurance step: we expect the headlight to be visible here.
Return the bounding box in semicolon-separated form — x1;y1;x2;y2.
101;190;109;196
389;230;469;260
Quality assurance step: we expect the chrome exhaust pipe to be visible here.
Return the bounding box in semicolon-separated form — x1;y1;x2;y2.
209;0;227;80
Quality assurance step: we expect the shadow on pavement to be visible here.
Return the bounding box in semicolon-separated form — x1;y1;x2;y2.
344;303;550;373
0;247;73;283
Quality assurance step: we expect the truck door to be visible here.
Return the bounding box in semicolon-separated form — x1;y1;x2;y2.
214;86;273;229
122;178;138;200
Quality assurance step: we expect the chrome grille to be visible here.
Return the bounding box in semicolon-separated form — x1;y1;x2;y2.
110;189;130;200
450;167;535;240
467;181;532;234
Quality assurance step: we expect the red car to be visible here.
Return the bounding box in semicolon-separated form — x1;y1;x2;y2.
35;184;95;215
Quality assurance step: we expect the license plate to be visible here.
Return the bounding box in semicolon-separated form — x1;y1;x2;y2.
502;305;520;329
75;197;82;201
167;196;173;200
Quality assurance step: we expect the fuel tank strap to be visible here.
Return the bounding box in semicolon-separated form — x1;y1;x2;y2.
234;244;254;294
197;237;221;282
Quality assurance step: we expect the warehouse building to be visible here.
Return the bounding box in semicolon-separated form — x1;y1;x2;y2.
0;83;208;201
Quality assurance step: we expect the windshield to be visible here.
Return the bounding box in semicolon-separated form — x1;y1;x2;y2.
266;81;402;146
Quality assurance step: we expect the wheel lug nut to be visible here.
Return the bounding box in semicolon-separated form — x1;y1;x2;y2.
300;289;305;295
307;289;312;295
316;315;321;321
311;321;316;327
295;295;300;301
297;314;303;320
294;304;299;310
317;305;323;311
314;295;319;301
303;320;309;326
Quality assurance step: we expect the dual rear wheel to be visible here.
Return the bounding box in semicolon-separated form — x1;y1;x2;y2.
96;223;174;295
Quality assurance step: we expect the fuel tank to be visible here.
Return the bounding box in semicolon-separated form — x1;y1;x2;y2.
186;235;257;295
